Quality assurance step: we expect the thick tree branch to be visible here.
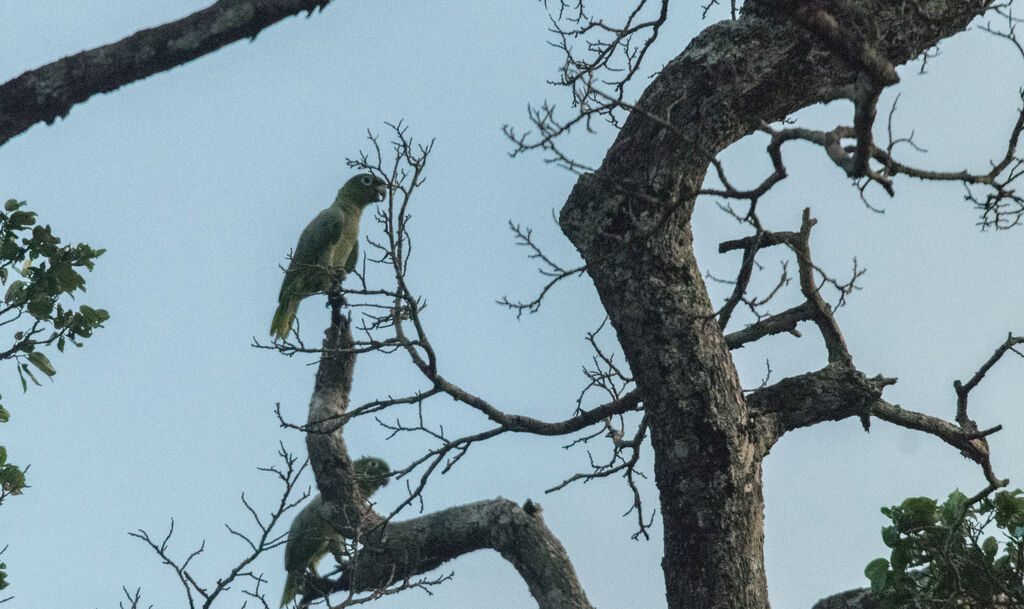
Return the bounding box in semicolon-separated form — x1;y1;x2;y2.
748;363;1006;490
0;0;333;147
322;498;594;609
303;309;593;609
870;400;1005;491
306;317;383;536
724;302;814;349
747;364;890;456
811;586;878;609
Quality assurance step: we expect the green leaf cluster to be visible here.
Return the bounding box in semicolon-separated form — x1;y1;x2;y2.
0;445;21;593
866;489;1024;608
0;446;24;497
0;200;108;388
0;199;108;592
0;199;109;487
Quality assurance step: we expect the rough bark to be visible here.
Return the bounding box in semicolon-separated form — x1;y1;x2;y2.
328;498;593;609
557;2;994;608
0;0;334;146
746;365;888;457
811;587;879;609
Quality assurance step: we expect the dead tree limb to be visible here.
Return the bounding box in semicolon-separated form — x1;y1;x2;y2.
0;0;334;147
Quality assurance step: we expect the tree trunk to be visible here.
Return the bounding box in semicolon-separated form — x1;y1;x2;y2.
564;170;768;608
559;3;994;607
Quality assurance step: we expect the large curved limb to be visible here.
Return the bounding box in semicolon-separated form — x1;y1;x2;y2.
302;311;593;609
313;498;592;609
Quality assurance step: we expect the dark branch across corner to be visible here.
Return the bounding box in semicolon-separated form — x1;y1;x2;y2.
0;0;333;147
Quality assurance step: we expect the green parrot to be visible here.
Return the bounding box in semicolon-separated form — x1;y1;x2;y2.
270;173;388;340
280;457;390;607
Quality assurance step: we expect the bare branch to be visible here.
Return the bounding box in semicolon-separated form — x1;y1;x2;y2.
789;209;853;366
505;2;673;170
748;342;1014;492
498;221;587;317
763;89;1024;228
0;0;334;147
871;401;1006;491
724;301;814;350
130;444;307;608
954;333;1024;426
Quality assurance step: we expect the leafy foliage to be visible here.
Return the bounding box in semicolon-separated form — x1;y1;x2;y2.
0;199;108;591
866;489;1024;608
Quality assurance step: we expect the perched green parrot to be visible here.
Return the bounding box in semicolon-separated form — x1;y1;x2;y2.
270;173;388;340
280;457;390;607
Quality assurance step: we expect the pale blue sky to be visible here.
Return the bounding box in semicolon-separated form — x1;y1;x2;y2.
1;3;1022;608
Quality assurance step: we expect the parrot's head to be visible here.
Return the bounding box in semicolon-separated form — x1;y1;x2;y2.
352;456;390;497
341;173;389;206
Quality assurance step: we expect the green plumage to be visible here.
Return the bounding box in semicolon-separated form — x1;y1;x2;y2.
280;457;390;607
270;173;387;340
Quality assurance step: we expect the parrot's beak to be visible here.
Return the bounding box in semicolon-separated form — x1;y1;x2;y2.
374;183;388;201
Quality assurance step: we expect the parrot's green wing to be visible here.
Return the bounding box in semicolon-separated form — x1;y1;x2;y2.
280;207;347;297
280;495;336;606
270;207;347;340
343;240;359;274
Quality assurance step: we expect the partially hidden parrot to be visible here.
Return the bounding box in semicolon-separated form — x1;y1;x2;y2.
280;457;390;607
270;173;388;340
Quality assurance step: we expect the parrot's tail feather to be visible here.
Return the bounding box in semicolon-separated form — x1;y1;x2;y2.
280;572;298;607
270;299;299;340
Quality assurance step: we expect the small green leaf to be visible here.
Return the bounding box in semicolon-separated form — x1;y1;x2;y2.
26;351;55;377
897;497;938;530
0;446;6;465
4;199;20;212
27;296;54;319
0;406;8;423
865;558;890;593
80;305;109;324
994;490;1024;528
889;545;910;572
881;525;900;548
20;363;40;387
8;210;36;229
4;280;26;304
942;489;968;524
0;463;26;493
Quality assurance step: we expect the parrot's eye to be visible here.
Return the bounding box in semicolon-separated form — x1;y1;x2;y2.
360;176;372;186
